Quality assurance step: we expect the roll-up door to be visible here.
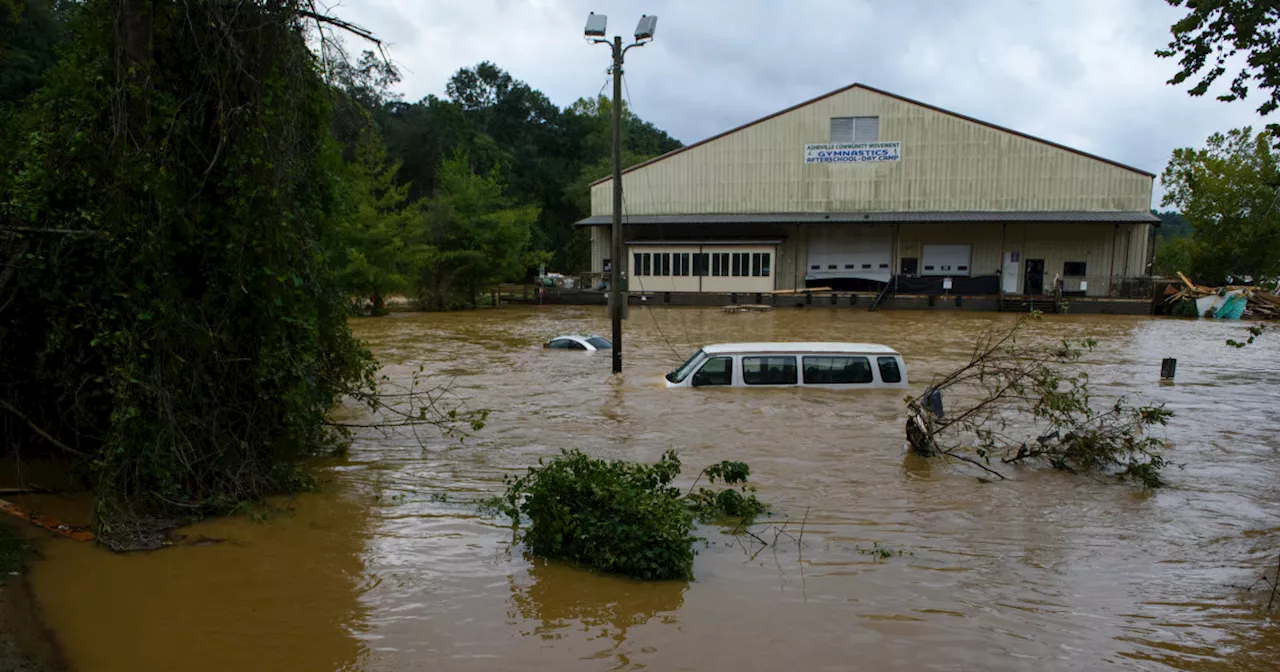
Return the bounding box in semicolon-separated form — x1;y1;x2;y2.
806;226;892;282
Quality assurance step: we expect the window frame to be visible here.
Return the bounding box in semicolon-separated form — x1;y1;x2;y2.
876;356;902;384
741;355;799;386
801;355;873;385
691;356;734;387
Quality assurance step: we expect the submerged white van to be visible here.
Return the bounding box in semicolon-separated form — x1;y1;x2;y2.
664;343;908;390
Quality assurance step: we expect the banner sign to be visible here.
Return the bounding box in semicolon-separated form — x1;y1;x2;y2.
804;142;901;164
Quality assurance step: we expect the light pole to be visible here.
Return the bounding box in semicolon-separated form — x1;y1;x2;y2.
585;12;657;375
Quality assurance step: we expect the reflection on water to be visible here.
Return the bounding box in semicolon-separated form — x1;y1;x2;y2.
22;307;1280;671
508;559;686;644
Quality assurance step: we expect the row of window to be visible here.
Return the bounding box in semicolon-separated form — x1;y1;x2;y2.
694;355;901;386
633;252;771;278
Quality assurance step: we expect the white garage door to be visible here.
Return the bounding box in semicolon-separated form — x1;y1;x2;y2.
806;226;892;282
921;244;972;277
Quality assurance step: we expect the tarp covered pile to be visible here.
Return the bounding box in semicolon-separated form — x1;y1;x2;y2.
1165;272;1280;319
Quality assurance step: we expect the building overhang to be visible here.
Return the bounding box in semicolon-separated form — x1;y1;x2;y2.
624;239;785;246
575;211;1160;227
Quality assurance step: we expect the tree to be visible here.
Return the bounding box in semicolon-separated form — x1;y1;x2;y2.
414;153;540;309
338;132;417;312
0;0;378;543
1158;1;1280;137
1160;127;1280;284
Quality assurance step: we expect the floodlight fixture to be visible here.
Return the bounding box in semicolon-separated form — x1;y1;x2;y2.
634;15;657;41
584;12;607;38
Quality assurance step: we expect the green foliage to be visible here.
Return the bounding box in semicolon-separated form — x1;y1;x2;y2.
1227;323;1268;348
686;460;769;524
413;152;540;309
0;0;67;105
336;131;420;309
0;0;375;532
1160;127;1280;284
501;449;696;581
500;450;771;580
1158;0;1280;137
855;542;911;560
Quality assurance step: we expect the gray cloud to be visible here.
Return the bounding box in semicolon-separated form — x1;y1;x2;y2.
333;0;1267;206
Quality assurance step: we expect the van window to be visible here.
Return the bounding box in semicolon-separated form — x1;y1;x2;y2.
802;356;872;384
692;357;733;386
742;356;797;385
877;356;902;383
667;349;706;383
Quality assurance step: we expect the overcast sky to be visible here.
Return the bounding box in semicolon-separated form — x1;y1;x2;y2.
331;0;1266;207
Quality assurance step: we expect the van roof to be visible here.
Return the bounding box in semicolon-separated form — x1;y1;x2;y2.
700;342;900;355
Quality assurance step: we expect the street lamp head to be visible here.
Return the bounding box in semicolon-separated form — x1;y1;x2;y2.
584;12;607;38
634;15;657;41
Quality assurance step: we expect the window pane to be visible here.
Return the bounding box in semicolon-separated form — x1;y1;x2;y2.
752;253;762;277
802;356;872;384
587;337;613;349
568;341;587;350
720;253;730;278
679;253;690;276
742;356;798;385
712;254;723;276
1063;261;1087;276
732;253;742;276
830;117;855;142
547;339;571;349
853;116;879;142
761;253;771;277
633;252;641;276
692;357;733;386
877;356;902;383
660;253;671;276
693;253;710;277
642;253;651;276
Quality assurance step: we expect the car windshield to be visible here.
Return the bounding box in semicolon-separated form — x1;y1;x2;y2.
586;336;612;349
666;349;706;383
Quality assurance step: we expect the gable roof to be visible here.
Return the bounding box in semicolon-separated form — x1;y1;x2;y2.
592;83;1155;186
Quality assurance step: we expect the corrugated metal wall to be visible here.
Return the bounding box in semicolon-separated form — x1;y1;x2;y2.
591;86;1152;217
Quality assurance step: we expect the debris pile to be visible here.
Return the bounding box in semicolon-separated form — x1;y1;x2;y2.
1165;272;1280;319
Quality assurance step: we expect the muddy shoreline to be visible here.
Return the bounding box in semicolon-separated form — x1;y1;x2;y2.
0;522;64;672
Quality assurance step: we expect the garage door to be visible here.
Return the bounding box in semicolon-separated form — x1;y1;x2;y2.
921;244;972;277
806;226;892;282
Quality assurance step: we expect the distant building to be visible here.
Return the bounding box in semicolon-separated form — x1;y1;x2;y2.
577;83;1156;300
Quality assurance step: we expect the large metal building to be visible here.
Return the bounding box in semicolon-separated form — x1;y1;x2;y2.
577;83;1157;302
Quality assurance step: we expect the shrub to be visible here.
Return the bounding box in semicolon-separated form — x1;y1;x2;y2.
503;449;695;580
501;451;771;580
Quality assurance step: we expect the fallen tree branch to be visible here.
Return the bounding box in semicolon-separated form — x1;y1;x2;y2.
0;398;88;458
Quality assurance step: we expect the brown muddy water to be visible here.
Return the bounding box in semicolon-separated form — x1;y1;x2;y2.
19;306;1280;671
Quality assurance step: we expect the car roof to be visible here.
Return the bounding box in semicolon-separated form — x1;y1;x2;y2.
700;342;900;355
551;334;606;341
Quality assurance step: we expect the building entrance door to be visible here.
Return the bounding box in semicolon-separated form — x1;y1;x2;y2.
1024;259;1045;295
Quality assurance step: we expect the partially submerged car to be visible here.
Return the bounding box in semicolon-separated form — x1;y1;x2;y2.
543;334;613;351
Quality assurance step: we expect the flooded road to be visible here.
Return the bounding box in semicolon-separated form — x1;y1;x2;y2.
25;306;1280;671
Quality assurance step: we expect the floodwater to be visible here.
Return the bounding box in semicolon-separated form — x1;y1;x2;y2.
22;306;1280;671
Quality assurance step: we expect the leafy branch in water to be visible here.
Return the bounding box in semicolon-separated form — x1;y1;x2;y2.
498;450;770;580
1227;323;1267;348
906;315;1173;488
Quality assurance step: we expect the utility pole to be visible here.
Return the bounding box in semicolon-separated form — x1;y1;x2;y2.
586;12;657;375
610;35;624;374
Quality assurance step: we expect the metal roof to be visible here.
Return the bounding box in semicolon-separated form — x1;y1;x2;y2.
576;211;1160;226
700;342;901;356
591;82;1156;187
